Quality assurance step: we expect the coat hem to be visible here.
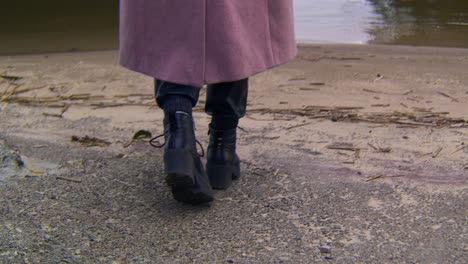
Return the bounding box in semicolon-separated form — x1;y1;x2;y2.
120;48;297;87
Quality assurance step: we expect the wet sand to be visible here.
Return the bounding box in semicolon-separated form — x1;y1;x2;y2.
0;44;467;262
1;44;467;184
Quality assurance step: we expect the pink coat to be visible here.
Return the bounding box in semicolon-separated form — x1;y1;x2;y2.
119;0;297;87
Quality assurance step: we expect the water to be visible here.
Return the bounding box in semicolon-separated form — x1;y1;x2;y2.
295;0;468;47
1;0;468;54
294;0;376;44
0;1;119;55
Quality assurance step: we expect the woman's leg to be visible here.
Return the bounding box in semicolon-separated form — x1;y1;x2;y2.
154;80;213;204
204;78;249;189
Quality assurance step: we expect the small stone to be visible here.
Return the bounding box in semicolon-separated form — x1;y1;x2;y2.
325;256;334;260
114;153;124;159
44;235;53;243
87;233;96;242
227;259;234;263
319;247;332;254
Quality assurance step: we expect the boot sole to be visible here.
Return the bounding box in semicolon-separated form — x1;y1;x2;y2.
206;162;240;190
164;149;195;187
165;150;214;205
171;187;214;205
172;158;214;205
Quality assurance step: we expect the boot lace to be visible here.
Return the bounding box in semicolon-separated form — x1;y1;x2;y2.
149;133;205;157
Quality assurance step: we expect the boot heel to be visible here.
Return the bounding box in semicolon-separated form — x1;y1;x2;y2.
164;149;195;187
207;163;239;189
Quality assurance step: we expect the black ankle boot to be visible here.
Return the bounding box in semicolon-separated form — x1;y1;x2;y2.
161;111;213;204
206;124;240;189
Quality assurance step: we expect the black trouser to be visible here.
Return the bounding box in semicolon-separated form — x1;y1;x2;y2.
154;79;248;119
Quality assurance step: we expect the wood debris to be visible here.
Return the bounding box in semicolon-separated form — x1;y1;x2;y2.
363;88;412;95
3;84;466;129
432;146;443;158
0;74;23;82
363;88;382;94
327;142;358;151
450;146;466;155
285;122;313;130
56;176;82;183
437;91;459;102
71;135;111;147
366;175;404;182
368;143;392;153
42;104;70;118
113;93;153;98
373;74;384;82
288;77;307;81
247;106;466;128
299;87;320;91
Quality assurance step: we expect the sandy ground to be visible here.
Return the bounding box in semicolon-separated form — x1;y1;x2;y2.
0;44;467;263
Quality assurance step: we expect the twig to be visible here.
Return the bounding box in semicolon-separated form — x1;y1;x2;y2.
274;169;280;177
285;122;312;130
437;92;459;102
263;136;280;140
450;146;465;155
373;74;384;82
60;104;71;115
0;74;23;81
402;90;413;95
432;146;443;158
395;121;437;127
378;147;392;153
288;77;306;81
56;176;82;183
71;135;111;147
363;88;383;94
0;84;21;102
368;143;392;153
42;104;70;118
9;85;47;96
366;175;404;182
327;143;358;151
367;143;379;151
299;87;320;91
113;93;153;98
419;152;433;158
237;126;248;133
42;113;63;118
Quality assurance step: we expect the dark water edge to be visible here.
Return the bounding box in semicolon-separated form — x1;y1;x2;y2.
0;1;119;55
1;0;468;55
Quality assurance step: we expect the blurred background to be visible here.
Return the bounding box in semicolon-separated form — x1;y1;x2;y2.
0;0;467;55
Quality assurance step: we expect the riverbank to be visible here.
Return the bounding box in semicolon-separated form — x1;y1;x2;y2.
1;44;467;262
